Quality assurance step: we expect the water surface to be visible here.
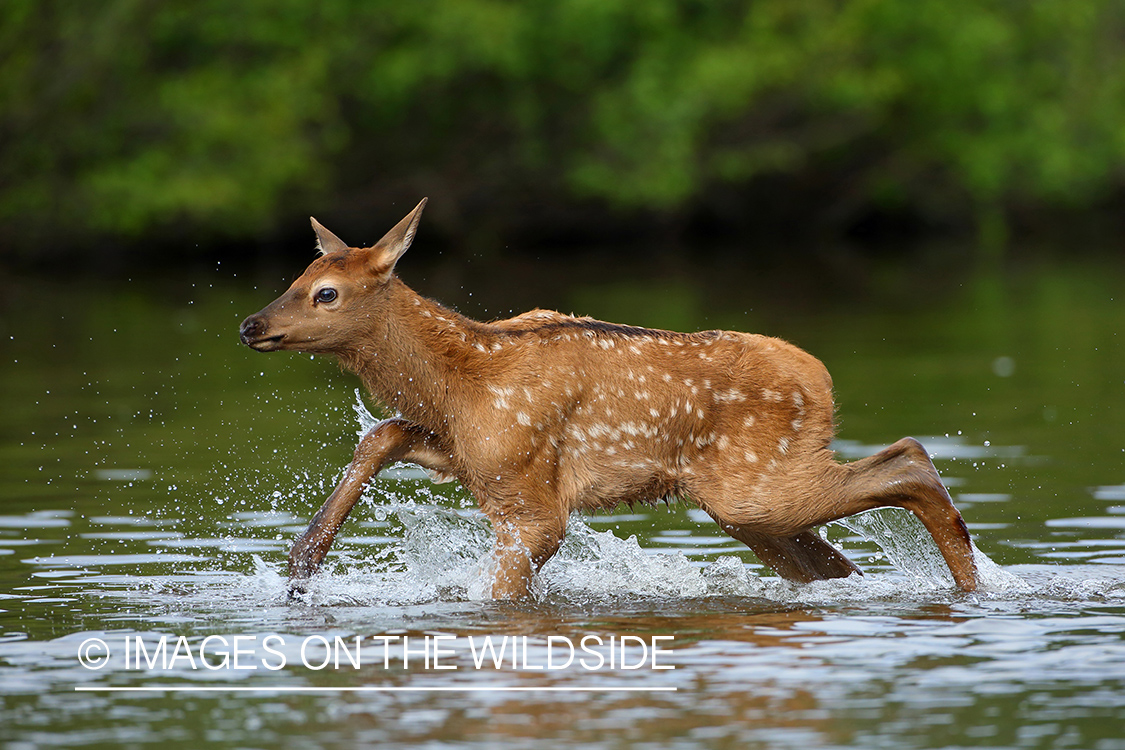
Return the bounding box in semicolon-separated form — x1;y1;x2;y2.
1;251;1123;748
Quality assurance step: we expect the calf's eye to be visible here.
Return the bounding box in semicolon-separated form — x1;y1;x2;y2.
314;287;338;304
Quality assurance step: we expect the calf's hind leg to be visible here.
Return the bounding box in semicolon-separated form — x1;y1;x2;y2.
839;437;978;591
706;437;978;591
715;525;862;583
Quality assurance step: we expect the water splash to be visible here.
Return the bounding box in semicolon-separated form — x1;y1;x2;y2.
353;388;380;436
272;505;1032;608
69;496;1123;614
284;508;716;606
538;521;712;601
836;507;1030;594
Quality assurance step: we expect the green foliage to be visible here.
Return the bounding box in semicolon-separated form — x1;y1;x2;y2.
1;0;1123;252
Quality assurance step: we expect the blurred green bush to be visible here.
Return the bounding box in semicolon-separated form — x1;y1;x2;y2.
1;0;1122;256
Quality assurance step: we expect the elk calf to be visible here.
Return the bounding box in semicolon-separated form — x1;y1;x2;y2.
240;200;979;598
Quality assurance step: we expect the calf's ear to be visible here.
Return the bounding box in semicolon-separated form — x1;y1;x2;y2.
310;217;349;256
366;198;428;277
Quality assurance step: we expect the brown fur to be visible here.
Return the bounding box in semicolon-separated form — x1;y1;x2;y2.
240;199;979;598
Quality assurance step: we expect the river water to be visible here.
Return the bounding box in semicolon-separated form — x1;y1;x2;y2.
1;249;1123;748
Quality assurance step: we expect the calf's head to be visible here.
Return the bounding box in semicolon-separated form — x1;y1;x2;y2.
239;198;427;354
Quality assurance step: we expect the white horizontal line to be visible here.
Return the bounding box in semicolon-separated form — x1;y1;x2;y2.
75;685;677;693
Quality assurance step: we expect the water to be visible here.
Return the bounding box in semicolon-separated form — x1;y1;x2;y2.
2;252;1124;748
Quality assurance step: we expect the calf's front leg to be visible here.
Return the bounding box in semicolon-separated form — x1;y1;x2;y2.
288;418;453;595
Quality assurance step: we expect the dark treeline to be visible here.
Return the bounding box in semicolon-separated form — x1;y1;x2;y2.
2;0;1124;264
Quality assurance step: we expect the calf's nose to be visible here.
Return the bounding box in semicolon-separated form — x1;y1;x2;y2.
239;315;265;344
